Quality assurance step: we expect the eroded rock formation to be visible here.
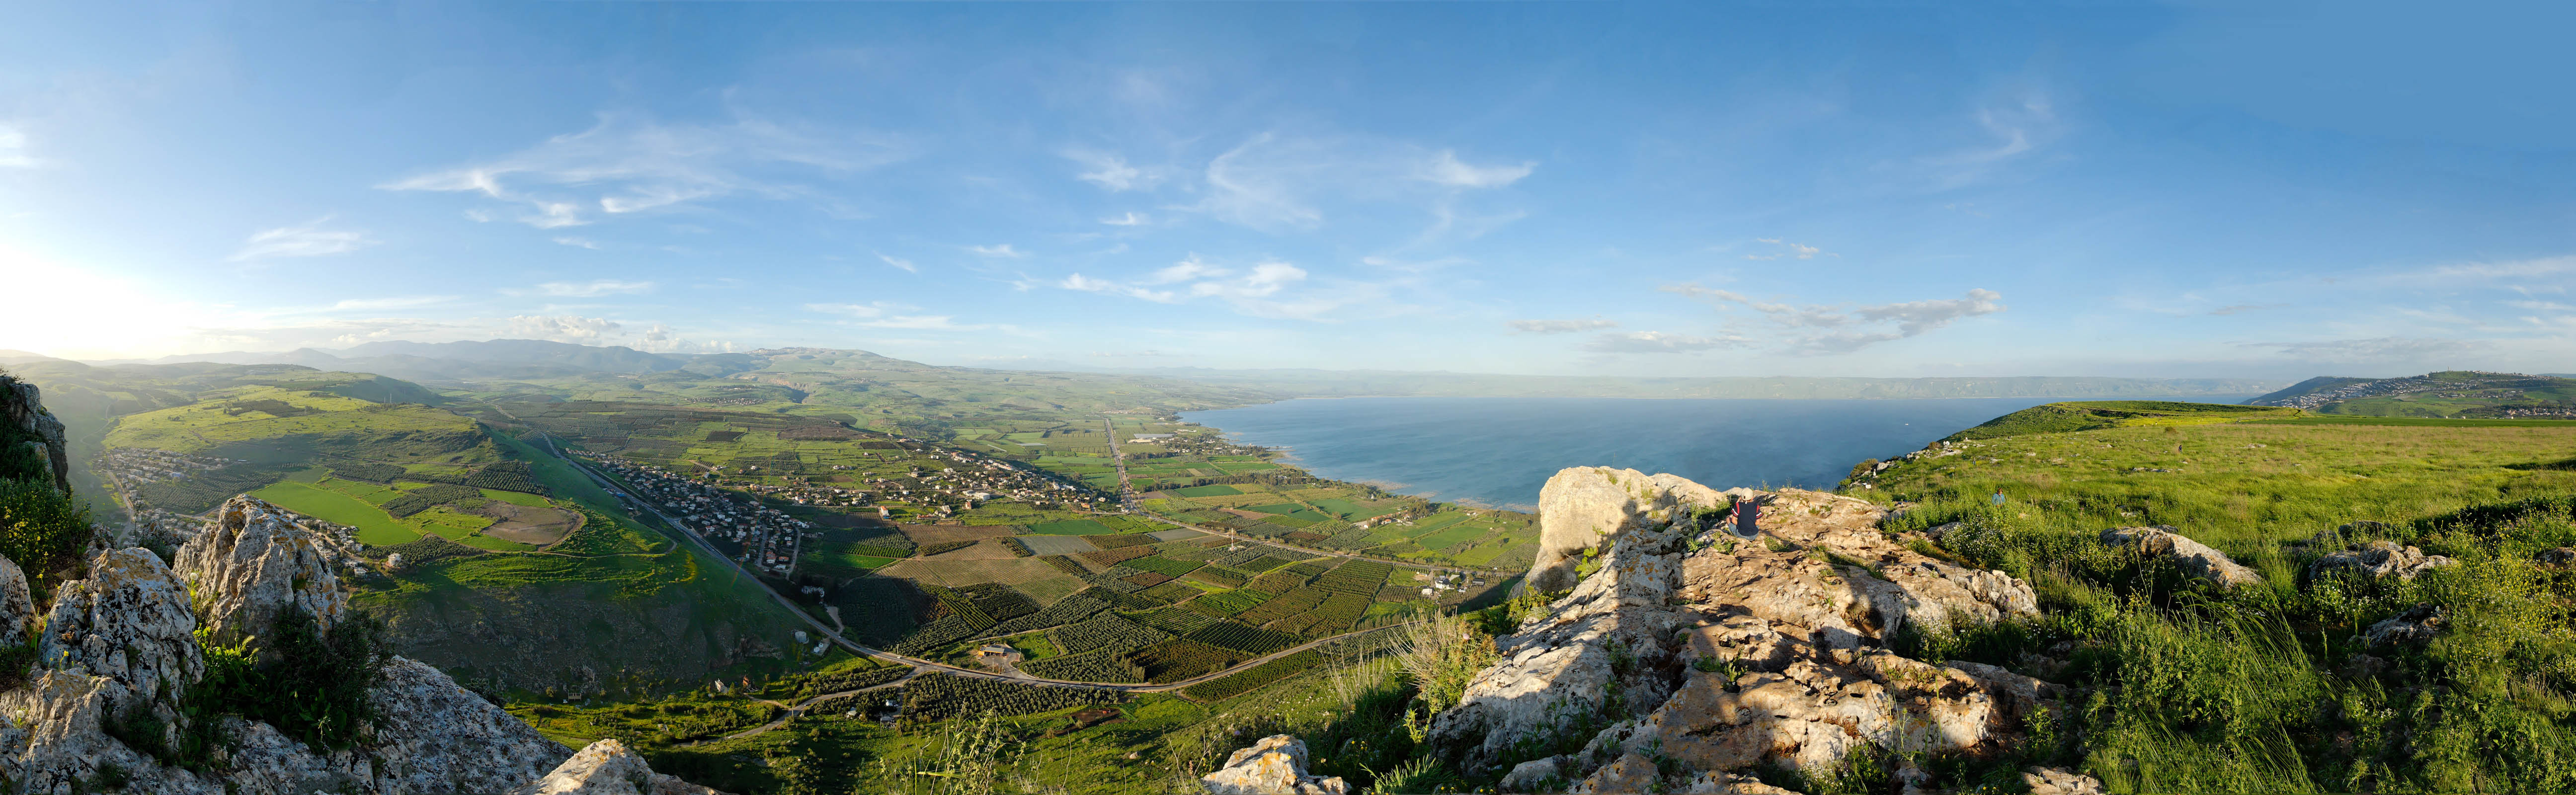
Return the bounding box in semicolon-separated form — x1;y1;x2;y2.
0;375;71;494
2100;525;2261;588
2311;540;2456;582
173;496;352;646
1201;734;1352;795
514;738;727;795
1432;470;2071;793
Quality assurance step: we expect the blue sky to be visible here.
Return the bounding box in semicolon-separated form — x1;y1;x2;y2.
2;2;2571;379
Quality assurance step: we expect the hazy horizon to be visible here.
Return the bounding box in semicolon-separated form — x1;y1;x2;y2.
4;3;2571;382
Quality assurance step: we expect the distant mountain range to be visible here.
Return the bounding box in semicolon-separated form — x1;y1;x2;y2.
17;340;2292;401
2246;370;2576;418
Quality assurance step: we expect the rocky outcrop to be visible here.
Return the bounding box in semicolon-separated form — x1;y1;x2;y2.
0;554;33;647
1529;467;1743;593
1200;734;1350;795
2023;766;2108;795
0;375;71;494
173;495;351;646
364;656;575;792
1435;474;2058;793
2311;541;2456;582
2361;605;2445;648
513;739;727;795
2100;526;2260;588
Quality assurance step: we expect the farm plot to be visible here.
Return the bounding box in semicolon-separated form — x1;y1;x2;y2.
1089;533;1161;550
1020;649;1145;683
1236;588;1329;626
1129;606;1217;636
1314;560;1394;594
1182;589;1270;618
1147;528;1204;542
1185;621;1301;655
980;594;1110;638
1183;566;1247;589
1267;592;1372;637
1171;484;1241;497
1078;547;1153;567
876;556;1085;602
1124;556;1205;578
1054;614;1167;654
1015;535;1100;556
1127;639;1245;683
899;524;1021;547
901;674;1125;722
1027;519;1117;536
1183;650;1321;702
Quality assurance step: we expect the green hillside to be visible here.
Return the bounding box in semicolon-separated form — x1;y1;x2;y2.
2248;370;2576;418
1942;400;2301;441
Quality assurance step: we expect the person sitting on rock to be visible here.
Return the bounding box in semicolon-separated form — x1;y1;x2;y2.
1736;499;1761;537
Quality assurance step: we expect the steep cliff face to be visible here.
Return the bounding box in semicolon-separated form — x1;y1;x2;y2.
0;374;72;495
172;496;352;646
1434;468;2076;793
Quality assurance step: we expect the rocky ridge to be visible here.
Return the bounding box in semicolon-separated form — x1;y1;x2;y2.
1426;467;2096;794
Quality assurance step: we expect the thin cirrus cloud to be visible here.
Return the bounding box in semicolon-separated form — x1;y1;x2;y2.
1583;330;1748;354
380;112;908;228
875;252;919;273
1509;318;1618;333
1053;256;1362;320
1101;212;1149;227
0;124;36;168
804;301;987;330
228;218;378;262
1065;149;1158;191
504;279;657;298
967;243;1025;257
1654;284;2005;355
1186;133;1537;232
1741;238;1830;261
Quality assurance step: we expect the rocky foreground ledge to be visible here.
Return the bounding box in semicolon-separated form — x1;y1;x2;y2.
1211;467;2111;794
0;495;726;795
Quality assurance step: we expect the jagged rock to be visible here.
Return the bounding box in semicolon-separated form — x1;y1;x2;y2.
1498;755;1566;792
0;669;225;794
1200;734;1350;795
36;547;202;709
1681;771;1798;794
1529;467;1737;592
2310;541;2455;581
513;738;726;795
2023;766;2107;795
1436;475;2059;788
369;656;575;793
173;495;350;646
2361;605;2445;648
0;554;32;647
1428;516;1690;773
2100;526;2260;588
0;375;72;494
1569;752;1660;794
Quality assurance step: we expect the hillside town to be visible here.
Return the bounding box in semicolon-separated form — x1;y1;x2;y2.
586;456;813;575
97;447;240;487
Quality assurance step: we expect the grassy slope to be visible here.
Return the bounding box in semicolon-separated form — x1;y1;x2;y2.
353;429;815;694
1874;406;2576;792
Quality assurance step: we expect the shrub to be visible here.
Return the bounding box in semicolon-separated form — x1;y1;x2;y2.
0;478;92;584
179;608;392;764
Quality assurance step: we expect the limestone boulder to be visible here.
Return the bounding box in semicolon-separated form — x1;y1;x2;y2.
0;554;34;648
1569;752;1661;794
370;656;576;793
2100;526;2261;588
2310;541;2456;582
37;548;201;705
1428;520;1690;774
1529;467;1735;592
0;669;225;794
2361;605;2445;648
1200;734;1350;795
2023;766;2108;795
173;495;350;646
511;738;724;795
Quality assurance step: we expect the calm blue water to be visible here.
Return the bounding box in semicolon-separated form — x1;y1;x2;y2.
1181;396;2259;510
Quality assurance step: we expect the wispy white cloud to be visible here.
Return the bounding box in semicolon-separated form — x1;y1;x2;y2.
1509;318;1618;333
1655;284;2005;355
804;301;997;330
1741;238;1831;261
1065;149;1158;191
1146;256;1227;284
326;295;457;312
1101;212;1150;227
552;237;600;249
875;251;918;272
1584;330;1748;354
2208;304;2284;316
505;315;623;343
517;279;656;298
2507;300;2576;311
382;112;908;228
228;218;378;262
1046;256;1375;321
1417;150;1535;188
0;125;36;168
968;243;1026;258
2242;336;2482;363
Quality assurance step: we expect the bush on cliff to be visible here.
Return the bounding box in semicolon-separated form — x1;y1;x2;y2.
180;607;394;763
0;477;92;586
